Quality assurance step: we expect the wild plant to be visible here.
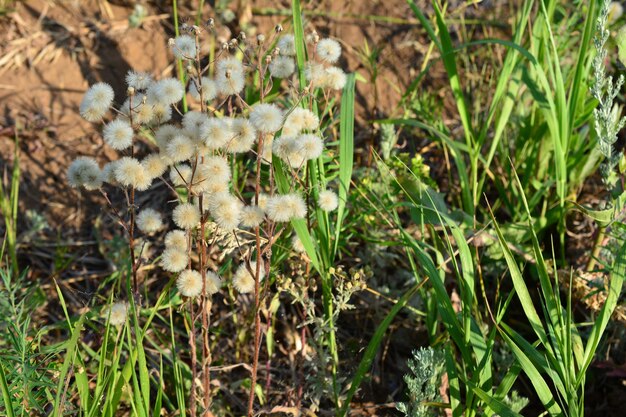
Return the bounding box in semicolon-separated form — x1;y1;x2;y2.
67;12;354;416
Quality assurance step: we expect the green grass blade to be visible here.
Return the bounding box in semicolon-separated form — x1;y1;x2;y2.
500;331;563;416
291;0;307;90
53;314;86;417
467;382;523;417
0;361;15;417
333;73;355;258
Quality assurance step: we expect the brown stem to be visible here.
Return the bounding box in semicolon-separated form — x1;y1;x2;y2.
127;93;139;303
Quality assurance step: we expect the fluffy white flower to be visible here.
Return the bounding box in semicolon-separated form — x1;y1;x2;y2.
192;156;230;193
304;62;327;88
277;34;296;56
107;302;128;326
318;189;339;212
324;67;347;90
249;103;283;133
125;70;153;90
291;234;305;253
170;164;193;187
67;157;102;190
316;38;341;63
265;193;306;222
215;56;245;96
155;124;181;149
204;271;221;295
172;35;196;59
299;134;324;160
151;101;173;123
233;261;265;294
177;270;203;297
173;203;200;230
273;136;306;168
240;205;265;228
200;118;232;149
103;119;133;150
148;78;185;105
189;77;218;102
136;208;164;234
225;118;256;153
182;111;209;141
161;248;189;272
141;153;169;180
284;108;319;136
258;193;269;211
115;157;152;190
101;161;119;185
269;56;295;78
80;82;114;122
165;230;188;250
165;134;195;163
208;192;242;230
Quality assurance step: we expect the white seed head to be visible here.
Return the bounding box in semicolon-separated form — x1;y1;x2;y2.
224;118;257;153
161;248;189;272
258;193;269;211
151;101;173;123
215;56;245;95
170;164;193;187
304;62;327;88
249;103;283;133
199;118;232;149
165;134;196;163
107;302;128;326
148;78;185;105
154;124;181;150
208;192;242;230
189;77;218;102
299;134;324;160
266;193;307;222
277;34;296;56
80;82;114;122
284;108;319;136
182;111;210;141
204;271;222;295
67;157;103;190
173;202;200;230
177;270;203;297
192;156;231;193
103;119;133;150
165;229;188;250
316;38;341;63
125;70;153;90
318;189;339;212
269;56;295;78
172;34;197;59
101;161;119;185
114;157;150;189
324;66;347;90
136;208;164;234
233;261;265;294
141;153;170;180
240;205;265;228
291;234;305;253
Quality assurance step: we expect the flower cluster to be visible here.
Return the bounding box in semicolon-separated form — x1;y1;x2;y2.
68;26;345;302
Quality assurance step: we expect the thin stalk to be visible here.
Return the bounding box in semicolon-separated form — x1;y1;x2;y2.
189;299;197;417
586;225;606;272
128;94;139;303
